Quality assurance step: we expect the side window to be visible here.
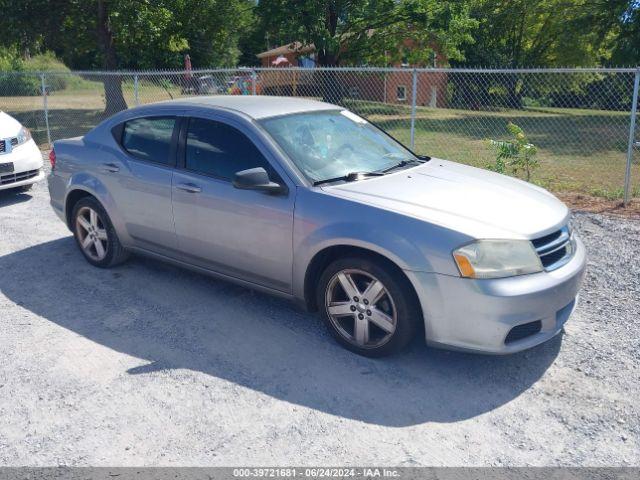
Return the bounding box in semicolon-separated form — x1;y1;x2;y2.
185;118;274;180
121;117;176;165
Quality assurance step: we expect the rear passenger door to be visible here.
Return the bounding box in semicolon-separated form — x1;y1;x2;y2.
105;116;179;254
171;116;295;293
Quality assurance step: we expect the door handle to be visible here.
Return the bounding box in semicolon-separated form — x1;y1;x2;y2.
176;182;202;193
100;162;120;173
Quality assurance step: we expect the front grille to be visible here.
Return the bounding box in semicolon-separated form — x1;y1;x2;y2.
505;320;542;344
0;169;39;186
532;225;574;271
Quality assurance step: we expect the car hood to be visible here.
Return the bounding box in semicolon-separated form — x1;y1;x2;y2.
0;111;22;137
322;159;569;239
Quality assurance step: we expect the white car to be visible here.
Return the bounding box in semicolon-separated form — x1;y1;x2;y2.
0;111;44;192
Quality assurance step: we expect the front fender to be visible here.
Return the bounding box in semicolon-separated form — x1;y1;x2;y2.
292;188;469;301
292;222;429;301
300;221;429;268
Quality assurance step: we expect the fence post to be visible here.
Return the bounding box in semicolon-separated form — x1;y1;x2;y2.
41;73;51;146
624;68;640;205
251;69;257;95
134;74;139;106
410;69;418;149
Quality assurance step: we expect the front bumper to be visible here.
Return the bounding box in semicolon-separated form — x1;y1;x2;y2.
0;140;44;191
407;236;587;354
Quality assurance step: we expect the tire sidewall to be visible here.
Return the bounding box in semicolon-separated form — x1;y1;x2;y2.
317;256;420;357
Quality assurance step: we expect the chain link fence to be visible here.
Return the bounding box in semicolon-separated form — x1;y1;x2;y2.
1;67;638;202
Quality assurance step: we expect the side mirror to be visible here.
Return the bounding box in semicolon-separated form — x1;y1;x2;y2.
233;167;286;195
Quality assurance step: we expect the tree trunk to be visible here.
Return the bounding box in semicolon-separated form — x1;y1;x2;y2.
317;3;342;104
97;0;127;116
505;73;522;109
317;51;342;104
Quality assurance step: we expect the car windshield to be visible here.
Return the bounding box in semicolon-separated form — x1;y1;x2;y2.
259;110;418;184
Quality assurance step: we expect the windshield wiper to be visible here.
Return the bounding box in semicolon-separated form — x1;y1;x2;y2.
313;171;384;186
379;158;425;174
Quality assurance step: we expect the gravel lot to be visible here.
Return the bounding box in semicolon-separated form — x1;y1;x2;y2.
0;171;638;466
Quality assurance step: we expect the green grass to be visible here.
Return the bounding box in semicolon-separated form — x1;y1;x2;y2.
345;100;638;199
1;90;638;199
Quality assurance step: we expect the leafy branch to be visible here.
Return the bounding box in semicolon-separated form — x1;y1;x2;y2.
487;122;539;182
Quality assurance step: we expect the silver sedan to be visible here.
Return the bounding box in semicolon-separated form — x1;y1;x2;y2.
47;96;586;356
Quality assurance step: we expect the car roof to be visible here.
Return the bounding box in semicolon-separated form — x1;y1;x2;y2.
159;95;340;120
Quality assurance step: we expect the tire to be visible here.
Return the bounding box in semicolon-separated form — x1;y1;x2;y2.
71;196;129;268
317;256;421;357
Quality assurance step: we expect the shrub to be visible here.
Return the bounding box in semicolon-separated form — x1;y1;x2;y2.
0;49;92;96
487;122;539;182
0;47;40;95
23;52;72;91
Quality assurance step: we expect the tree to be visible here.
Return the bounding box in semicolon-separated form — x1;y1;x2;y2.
450;0;631;108
254;0;476;66
610;1;640;65
97;0;127;114
253;0;475;102
459;0;627;68
0;0;254;114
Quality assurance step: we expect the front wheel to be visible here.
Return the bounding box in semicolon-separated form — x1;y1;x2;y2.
317;257;421;357
72;197;129;268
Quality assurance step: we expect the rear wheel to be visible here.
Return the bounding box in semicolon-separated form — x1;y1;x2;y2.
71;197;129;268
317;256;421;357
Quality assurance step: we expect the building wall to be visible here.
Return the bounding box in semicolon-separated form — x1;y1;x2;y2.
256;48;449;107
338;71;385;102
385;70;448;108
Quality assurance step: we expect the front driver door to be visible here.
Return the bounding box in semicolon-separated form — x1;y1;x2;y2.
171;116;295;293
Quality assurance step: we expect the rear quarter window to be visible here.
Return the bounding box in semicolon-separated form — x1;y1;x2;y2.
120;117;176;165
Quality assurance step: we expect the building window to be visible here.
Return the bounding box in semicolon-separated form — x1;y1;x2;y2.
397;85;407;101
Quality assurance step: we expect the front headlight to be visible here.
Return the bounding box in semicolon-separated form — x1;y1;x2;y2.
16;126;31;145
453;240;543;279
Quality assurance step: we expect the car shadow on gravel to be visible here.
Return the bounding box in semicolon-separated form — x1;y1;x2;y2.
0;190;33;208
0;237;562;427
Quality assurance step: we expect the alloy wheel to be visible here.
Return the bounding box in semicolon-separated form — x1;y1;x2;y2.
75;206;108;262
325;269;397;349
